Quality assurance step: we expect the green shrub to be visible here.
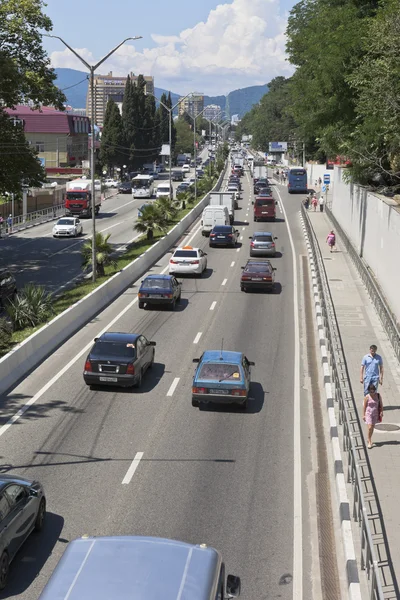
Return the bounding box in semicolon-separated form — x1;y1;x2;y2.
0;317;12;355
6;284;54;330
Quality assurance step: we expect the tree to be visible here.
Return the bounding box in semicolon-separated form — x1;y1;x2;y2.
167;92;177;152
155;197;178;222
100;99;124;173
158;92;169;144
81;232;117;277
122;75;137;168
133;205;167;240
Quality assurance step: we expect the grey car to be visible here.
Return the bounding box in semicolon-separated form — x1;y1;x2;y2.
0;475;46;589
249;232;278;257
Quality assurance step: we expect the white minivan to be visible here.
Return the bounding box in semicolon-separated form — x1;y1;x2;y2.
156;183;173;199
201;206;230;236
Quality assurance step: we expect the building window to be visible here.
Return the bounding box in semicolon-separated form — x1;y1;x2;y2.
35;142;45;152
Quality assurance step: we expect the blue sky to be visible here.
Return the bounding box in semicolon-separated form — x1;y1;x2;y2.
44;0;297;95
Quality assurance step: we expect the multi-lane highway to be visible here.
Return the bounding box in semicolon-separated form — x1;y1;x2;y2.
0;161;336;599
0;154;206;295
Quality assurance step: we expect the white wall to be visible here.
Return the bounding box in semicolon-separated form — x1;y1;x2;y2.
306;163;335;190
332;166;400;322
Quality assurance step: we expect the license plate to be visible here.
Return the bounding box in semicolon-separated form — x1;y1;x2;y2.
150;294;164;298
262;211;268;214
209;388;229;395
217;236;225;239
99;377;118;382
252;278;262;281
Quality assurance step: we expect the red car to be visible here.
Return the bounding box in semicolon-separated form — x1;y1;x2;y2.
240;259;276;292
253;195;277;221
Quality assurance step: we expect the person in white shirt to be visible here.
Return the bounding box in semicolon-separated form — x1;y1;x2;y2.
319;195;324;212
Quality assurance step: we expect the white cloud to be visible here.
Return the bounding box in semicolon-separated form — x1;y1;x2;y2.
50;0;293;95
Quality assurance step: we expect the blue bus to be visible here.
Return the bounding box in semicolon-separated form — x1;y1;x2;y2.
288;168;308;193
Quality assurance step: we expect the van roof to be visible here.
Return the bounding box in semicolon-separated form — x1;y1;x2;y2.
39;536;221;600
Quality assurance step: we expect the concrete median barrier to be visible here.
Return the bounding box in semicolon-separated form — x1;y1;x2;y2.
0;164;227;396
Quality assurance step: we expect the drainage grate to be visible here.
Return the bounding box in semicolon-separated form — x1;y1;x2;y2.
375;423;400;432
324;257;332;260
329;279;342;282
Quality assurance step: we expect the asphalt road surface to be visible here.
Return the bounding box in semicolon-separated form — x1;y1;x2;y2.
0;151;208;295
0;164;329;599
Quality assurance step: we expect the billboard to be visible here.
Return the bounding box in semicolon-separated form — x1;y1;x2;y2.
269;142;287;152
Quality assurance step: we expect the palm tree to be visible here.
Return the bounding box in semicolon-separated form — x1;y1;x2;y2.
155;197;178;222
133;205;168;240
81;232;117;277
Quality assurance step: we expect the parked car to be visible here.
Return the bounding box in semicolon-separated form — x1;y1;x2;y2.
104;179;118;188
209;225;239;247
118;181;132;194
83;332;156;388
138;274;182;309
240;259;276;292
249;232;278;257
192;350;255;409
0;268;17;307
0;474;46;590
52;217;83;238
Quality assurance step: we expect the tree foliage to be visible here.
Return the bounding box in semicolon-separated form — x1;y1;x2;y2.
100;99;124;173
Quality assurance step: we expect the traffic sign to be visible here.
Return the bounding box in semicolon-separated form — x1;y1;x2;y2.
322;184;327;193
323;174;330;184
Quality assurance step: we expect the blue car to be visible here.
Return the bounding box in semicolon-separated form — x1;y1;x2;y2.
137;203;152;218
192;350;255;409
138;274;182;310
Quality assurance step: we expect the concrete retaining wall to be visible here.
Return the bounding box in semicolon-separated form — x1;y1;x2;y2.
306;163;335;190
331;166;400;322
0;166;227;395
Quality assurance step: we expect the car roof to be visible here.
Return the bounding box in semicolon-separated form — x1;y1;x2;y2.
143;274;173;280
253;231;273;236
245;259;272;266
0;474;34;491
39;536;221;600
174;246;199;252
98;333;140;343
200;350;243;364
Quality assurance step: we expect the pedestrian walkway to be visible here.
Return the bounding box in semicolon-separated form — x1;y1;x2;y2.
307;209;400;598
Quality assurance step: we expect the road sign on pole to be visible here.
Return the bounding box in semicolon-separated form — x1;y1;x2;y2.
322;184;327;193
323;174;330;184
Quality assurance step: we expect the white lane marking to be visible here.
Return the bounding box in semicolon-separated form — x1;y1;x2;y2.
242;227;245;231
221;278;227;286
274;186;303;600
122;451;144;484
236;247;240;252
166;377;180;397
210;301;217;310
230;261;235;267
240;236;243;241
193;332;202;344
0;295;139;438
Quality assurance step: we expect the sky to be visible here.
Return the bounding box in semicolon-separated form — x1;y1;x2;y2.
44;0;297;96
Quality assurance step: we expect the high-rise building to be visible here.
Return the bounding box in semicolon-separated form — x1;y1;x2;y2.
203;104;222;121
178;94;204;119
86;72;155;126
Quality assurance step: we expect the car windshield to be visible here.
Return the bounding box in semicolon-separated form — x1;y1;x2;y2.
142;278;171;289
213;226;231;233
57;219;75;225
254;235;273;242
174;250;197;257
198;363;241;381
91;341;136;359
246;264;270;273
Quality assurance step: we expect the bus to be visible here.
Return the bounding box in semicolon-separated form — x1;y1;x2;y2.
132;174;154;198
287;168;308;193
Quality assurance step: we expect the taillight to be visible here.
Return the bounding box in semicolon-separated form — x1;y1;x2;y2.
250;241;255;247
210;233;216;238
271;243;275;247
228;234;233;238
166;293;173;298
170;259;178;264
126;363;135;375
242;275;251;281
192;387;207;394
263;277;271;281
231;389;246;397
192;260;199;264
138;292;148;298
84;360;92;372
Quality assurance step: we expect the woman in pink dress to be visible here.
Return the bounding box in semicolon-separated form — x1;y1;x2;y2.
363;383;383;448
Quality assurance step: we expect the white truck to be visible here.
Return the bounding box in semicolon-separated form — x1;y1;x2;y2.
253;165;268;180
201;206;230;236
209;192;235;224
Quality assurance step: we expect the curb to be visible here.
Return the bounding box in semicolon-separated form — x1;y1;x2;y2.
300;213;362;600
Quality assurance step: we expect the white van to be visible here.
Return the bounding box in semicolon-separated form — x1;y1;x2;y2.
201;206;230;236
156;183;173;199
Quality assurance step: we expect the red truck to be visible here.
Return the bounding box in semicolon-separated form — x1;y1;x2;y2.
65;179;102;218
252;194;277;221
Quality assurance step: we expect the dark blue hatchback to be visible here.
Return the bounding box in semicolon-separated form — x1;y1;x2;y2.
209;225;239;247
138;274;181;309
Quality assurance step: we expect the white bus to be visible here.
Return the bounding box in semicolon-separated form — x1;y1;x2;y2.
132;174;154;198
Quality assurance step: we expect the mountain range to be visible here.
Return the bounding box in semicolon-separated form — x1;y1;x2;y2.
54;68;268;119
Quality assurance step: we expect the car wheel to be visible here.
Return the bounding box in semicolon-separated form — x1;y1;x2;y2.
134;369;143;388
0;551;9;590
192;398;199;408
138;301;145;309
176;293;181;304
170;299;176;310
148;352;154;369
34;497;46;531
241;398;248;410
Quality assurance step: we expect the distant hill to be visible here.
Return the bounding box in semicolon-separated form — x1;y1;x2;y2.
54;68;268;118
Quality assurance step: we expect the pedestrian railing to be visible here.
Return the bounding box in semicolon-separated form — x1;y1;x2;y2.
3;203;66;235
325;205;400;364
301;203;385;600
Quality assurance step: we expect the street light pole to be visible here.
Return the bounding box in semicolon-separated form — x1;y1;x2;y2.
44;34;142;282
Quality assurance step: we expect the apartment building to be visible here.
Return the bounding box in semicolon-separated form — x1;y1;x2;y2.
86;72;155;126
178;94;205;119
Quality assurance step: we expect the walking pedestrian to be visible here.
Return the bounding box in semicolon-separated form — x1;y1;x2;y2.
360;344;384;396
312;196;318;212
319;195;324;212
304;196;310;210
326;230;336;252
318;177;322;187
363;383;383;449
6;214;12;234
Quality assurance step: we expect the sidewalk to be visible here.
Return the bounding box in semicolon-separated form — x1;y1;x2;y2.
308;209;400;597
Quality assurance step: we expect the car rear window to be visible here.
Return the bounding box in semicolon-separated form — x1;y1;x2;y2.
91;341;136;359
174;250;197;257
198;363;241;381
256;199;273;206
246;264;270;272
254;235;273;242
142;278;171;289
213;226;231;232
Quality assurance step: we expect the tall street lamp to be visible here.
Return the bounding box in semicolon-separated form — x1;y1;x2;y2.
147;92;192;201
44;34;142;281
184;105;208;202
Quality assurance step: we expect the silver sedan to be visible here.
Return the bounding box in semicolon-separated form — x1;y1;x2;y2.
249;232;278;257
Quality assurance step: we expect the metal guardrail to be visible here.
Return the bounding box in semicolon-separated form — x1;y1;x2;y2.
301;203;385;600
325;205;400;364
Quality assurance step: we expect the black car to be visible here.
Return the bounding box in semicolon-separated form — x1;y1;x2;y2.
83;332;156;388
118;181;132;194
209;225;240;247
172;170;184;182
0;268;17;307
138;274;182;309
176;182;191;195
